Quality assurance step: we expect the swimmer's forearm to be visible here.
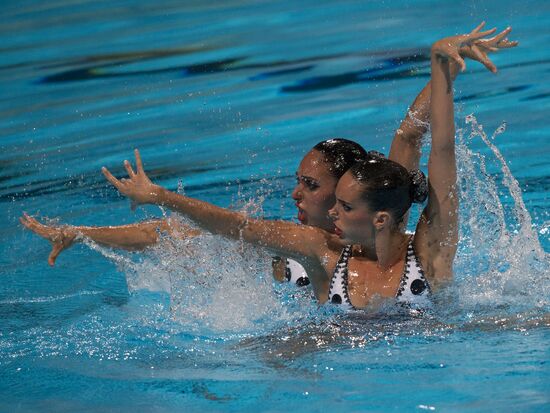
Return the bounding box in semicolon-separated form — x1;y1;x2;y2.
389;61;459;170
430;51;455;152
73;220;169;250
155;187;247;238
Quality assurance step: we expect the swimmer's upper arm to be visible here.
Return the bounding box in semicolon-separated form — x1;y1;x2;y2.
241;218;328;261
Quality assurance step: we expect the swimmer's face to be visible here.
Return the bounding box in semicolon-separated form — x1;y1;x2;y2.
329;171;374;243
291;149;338;232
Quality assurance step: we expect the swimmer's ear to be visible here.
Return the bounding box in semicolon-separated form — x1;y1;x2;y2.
373;211;390;231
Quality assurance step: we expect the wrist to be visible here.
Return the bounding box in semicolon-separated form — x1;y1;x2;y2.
430;41;443;56
153;185;168;206
61;225;79;244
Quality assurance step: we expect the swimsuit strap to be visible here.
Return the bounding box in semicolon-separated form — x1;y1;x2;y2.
395;237;431;307
328;245;354;309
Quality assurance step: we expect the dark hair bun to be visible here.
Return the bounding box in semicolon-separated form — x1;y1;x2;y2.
409;169;428;203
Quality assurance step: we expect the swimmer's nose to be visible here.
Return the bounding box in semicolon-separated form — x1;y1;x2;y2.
328;205;338;220
291;185;302;200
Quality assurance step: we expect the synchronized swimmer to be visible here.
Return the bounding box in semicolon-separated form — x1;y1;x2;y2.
22;23;517;311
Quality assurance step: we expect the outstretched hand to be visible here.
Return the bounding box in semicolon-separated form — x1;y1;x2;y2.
432;22;513;73
460;25;518;73
20;213;77;266
102;149;161;210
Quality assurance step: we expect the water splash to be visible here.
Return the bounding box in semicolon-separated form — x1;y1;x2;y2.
453;114;549;313
83;211;314;335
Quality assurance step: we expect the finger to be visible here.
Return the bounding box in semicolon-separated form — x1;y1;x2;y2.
19;216;30;228
471;44;490;66
134;149;144;174
492;27;512;44
473;45;497;73
469;27;497;41
21;212;34;224
499;39;519;48
124;160;136;178
472;39;496;53
27;215;40;225
486;58;497;73
102;167;124;190
20;215;39;230
470;21;486;35
450;51;466;71
48;244;64;266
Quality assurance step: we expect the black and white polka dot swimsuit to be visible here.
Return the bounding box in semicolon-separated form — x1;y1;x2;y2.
284;258;310;287
327;237;431;310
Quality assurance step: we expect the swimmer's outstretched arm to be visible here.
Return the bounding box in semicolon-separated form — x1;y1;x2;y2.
101;152;331;264
20;213;196;266
415;23;515;287
389;31;518;172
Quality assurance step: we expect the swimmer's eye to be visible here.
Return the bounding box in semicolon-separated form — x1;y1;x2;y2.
338;200;352;212
297;176;319;191
303;178;319;190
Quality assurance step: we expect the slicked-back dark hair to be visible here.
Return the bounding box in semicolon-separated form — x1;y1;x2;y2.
349;157;427;221
313;138;368;178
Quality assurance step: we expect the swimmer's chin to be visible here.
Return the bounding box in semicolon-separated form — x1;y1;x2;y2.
297;209;307;224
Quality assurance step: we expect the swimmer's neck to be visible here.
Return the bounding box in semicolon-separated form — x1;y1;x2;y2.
354;231;409;270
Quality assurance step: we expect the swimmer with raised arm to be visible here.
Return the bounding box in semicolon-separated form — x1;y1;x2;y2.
97;24;515;308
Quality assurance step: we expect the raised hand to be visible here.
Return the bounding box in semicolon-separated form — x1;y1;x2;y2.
460;25;518;73
20;213;77;266
102;149;161;210
432;22;500;72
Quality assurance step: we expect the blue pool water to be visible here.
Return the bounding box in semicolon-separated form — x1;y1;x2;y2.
1;1;549;412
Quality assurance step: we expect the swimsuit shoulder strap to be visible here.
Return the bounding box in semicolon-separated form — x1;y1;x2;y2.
328;245;354;309
396;236;431;303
